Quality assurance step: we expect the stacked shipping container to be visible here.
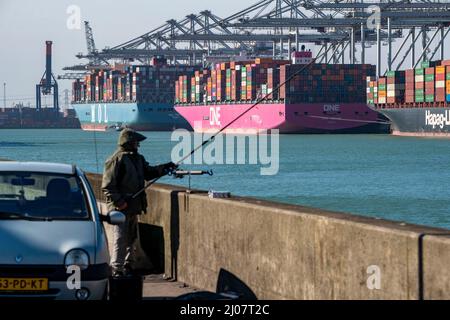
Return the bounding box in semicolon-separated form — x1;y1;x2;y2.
72;60;198;104
369;60;450;106
415;68;424;102
366;77;377;104
176;58;290;104
279;64;375;103
425;67;435;102
175;58;375;105
435;66;446;102
405;69;415;103
386;71;405;104
447;66;450;102
378;77;387;104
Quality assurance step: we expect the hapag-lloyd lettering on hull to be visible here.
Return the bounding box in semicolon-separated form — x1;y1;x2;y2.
425;110;450;129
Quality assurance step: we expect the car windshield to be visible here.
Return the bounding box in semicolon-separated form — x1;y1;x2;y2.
0;172;90;220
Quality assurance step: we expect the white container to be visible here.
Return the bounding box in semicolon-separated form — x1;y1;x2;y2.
387;84;405;90
387;90;402;97
436;80;445;88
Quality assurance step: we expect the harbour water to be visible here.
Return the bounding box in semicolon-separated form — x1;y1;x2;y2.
0;129;449;229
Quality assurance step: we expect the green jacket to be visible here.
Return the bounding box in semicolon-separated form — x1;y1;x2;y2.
101;147;165;215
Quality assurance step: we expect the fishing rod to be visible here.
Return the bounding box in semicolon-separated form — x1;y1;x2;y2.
130;52;327;200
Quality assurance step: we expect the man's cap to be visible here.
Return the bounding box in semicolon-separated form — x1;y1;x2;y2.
118;128;147;146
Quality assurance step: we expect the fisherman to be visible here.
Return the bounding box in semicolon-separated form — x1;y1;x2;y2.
102;128;177;277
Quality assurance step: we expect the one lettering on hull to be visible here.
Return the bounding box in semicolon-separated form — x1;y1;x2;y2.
323;104;340;114
209;107;221;126
425;110;450;129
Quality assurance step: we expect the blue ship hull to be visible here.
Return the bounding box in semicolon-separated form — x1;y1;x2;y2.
71;102;192;131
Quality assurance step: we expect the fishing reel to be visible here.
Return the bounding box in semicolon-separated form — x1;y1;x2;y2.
168;169;213;179
168;169;213;191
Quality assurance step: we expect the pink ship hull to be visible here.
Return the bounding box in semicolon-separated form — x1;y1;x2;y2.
175;103;389;134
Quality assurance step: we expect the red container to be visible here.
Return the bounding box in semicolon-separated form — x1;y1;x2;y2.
405;95;415;103
405;82;415;91
436;73;445;81
425;67;435;75
415;81;424;89
387;97;403;104
175;81;179;102
425;81;435;88
436;88;446;102
405;69;415;78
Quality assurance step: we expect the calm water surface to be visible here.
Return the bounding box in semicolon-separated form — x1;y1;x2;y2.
1;129;449;229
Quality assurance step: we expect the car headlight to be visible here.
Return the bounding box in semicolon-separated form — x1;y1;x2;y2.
65;249;89;270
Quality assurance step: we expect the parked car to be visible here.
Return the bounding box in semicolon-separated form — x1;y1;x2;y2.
0;161;125;300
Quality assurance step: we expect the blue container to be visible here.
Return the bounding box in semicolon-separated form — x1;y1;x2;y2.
447;94;450;102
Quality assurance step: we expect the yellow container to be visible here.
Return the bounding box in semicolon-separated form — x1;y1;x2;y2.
436;66;446;74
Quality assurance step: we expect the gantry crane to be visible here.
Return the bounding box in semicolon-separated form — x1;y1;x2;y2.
64;0;450;77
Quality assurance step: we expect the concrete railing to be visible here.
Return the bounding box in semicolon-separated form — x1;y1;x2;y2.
86;173;450;300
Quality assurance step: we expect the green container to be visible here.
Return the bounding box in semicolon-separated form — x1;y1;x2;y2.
415;88;424;95
425;94;435;102
387;71;396;78
415;96;424;102
367;99;374;104
374;93;378;98
415;68;424;75
421;61;430;68
446;73;450;80
425;74;435;82
378;84;387;90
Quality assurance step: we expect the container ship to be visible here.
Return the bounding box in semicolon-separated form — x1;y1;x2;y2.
71;58;198;131
0;105;80;129
174;53;389;134
368;60;450;137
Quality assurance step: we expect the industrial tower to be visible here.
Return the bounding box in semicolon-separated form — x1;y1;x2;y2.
36;41;59;111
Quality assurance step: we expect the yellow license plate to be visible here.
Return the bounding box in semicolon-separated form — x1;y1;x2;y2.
0;278;48;291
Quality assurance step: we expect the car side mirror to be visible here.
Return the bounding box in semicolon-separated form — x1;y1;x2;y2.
100;211;126;225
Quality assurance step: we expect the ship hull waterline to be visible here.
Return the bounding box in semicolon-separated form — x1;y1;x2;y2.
175;102;390;134
71;102;192;132
375;107;450;137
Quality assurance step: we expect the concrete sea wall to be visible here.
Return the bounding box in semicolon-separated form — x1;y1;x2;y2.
86;173;450;300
